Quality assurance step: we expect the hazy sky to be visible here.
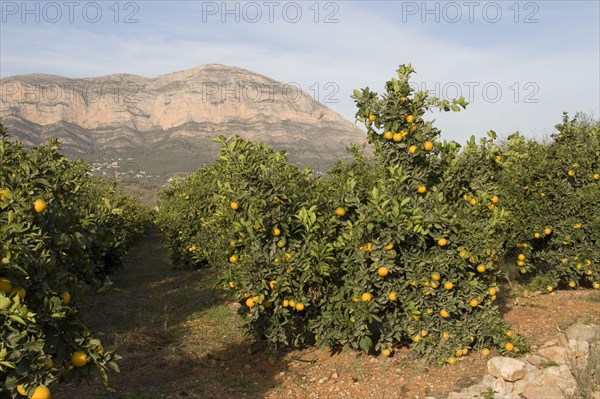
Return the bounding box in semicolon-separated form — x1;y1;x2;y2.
1;1;599;143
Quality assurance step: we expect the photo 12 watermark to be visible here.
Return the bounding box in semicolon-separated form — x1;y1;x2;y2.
409;81;540;104
0;81;142;104
399;1;539;23
0;1;140;23
199;1;340;23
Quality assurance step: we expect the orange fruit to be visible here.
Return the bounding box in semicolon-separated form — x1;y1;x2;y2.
516;260;525;267
477;264;486;273
491;195;499;204
412;335;421;343
518;254;526;261
561;258;569;264
17;385;27;396
421;330;428;337
593;173;600;180
462;348;469;356
431;272;441;281
411;124;417;132
289;300;296;307
246;298;256;308
568;281;576;288
423;141;433;151
489;287;497;296
368;114;377;121
335;207;346;217
229;254;238;263
31;386;51;399
470;197;477;206
568;170;575;177
0;277;13;294
282;299;289;307
392;133;403;142
408;145;417;154
544;228;552;235
585;269;593;276
447;357;457;365
61;292;71;305
377;267;389;277
284;252;292;262
295;303;305;311
388;292;397;301
269;280;277;289
442;331;450;341
593;282;599;289
381;348;392;357
443;282;453;290
272;227;281;236
34;199;47;213
361;292;372;302
417;185;427;194
44;357;53;369
437;238;448;247
504;343;514;352
71;351;87;367
534;232;542;239
384;131;393;140
384;243;394;250
469;299;479;308
230;201;239;210
440;309;449;318
506;330;513;338
406;115;414;124
481;348;491;356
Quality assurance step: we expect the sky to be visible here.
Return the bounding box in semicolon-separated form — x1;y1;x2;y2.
1;0;599;144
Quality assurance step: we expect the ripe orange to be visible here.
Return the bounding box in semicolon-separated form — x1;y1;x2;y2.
421;330;428;337
17;384;26;396
368;114;377;121
0;277;13;294
477;264;486;273
412;335;421;343
469;299;479;308
481;348;491;356
61;292;71;305
377;267;389;277
408;145;417;154
381;348;392;357
246;298;256;308
406;115;414;124
289;300;296;307
335;207;346;217
491;195;499;204
593;173;600;180
361;292;372;302
506;330;513;338
437;238;448;247
230;201;239;210
269;280;277;289
516;261;525;267
384;131;393;140
384;243;394;250
417;185;427;194
440;309;449;318
504;343;514;352
544;228;552;235
392;133;403;142
423;141;433;151
470;197;477;206
462;348;469;356
388;292;397;301
568;281;576;288
518;254;526;261
31;386;51;399
431;272;441;281
447;357;457;365
295;303;305;311
489;287;497;296
282;299;289;307
411;124;417;132
284;252;292;262
561;258;569;264
229;254;238;263
71;351;87;367
593;282;599;289
568;170;575;177
443;281;453;290
442;331;450;341
272;227;281;236
34;199;47;213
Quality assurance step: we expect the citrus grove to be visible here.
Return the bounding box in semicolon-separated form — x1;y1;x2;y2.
0;126;151;398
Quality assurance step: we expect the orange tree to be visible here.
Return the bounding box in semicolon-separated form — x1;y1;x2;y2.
496;113;600;290
157;65;527;364
1;127;151;398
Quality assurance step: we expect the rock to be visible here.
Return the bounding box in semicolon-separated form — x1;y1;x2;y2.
568;338;590;357
543;366;561;376
526;367;543;383
525;354;545;367
480;374;497;389
565;323;598;343
512;378;528;395
331;372;338;379
494;377;507;395
522;384;566;399
488;356;527;382
538;346;569;364
539;370;577;397
505;381;514;395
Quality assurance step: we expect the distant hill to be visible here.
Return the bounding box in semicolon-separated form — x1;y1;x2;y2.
0;64;367;182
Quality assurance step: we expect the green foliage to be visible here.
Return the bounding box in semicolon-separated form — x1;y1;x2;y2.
0;126;151;397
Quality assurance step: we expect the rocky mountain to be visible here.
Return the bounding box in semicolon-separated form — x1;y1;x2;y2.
0;64;367;181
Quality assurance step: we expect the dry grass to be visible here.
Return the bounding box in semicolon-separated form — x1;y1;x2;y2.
571;330;600;399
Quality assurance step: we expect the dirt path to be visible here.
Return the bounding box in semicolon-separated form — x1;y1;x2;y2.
55;232;600;399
